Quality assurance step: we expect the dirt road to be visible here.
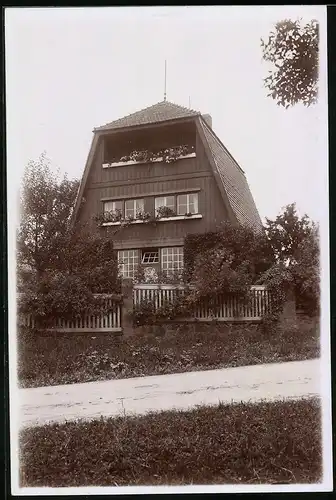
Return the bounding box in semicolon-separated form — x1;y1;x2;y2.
18;358;320;428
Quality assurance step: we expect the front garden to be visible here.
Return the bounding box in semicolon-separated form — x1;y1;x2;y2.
18;316;319;388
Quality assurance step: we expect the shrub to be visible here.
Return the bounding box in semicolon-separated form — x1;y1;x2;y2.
18;230;121;327
184;222;273;282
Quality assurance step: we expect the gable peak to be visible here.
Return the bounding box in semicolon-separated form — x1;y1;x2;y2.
94;100;202;132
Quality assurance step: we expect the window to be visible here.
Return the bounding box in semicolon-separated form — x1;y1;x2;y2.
125;198;144;218
142;249;159;264
103;200;123;215
155;196;175;213
118;250;139;279
177;193;198;215
161;247;184;275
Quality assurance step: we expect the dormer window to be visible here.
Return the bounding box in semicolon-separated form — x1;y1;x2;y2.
177;193;199;215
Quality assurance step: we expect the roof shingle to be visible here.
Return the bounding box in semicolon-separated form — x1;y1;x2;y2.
94;100;200;131
200;118;263;232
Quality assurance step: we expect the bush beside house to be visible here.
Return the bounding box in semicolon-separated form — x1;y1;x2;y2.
17;154;121;328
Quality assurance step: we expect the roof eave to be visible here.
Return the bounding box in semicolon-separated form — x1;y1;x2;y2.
93;114;201;135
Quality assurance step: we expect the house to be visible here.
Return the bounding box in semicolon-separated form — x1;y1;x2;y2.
72;100;262;281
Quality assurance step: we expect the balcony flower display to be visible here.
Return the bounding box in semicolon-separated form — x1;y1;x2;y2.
113;145;195;165
162;145;191;163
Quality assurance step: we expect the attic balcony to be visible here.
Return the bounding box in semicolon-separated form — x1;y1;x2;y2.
102;119;197;168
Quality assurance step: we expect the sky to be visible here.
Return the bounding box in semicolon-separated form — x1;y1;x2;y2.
5;6;328;223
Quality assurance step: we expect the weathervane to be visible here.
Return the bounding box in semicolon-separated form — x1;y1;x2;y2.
164;60;167;101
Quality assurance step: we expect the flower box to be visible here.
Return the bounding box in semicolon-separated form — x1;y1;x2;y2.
101;213;202;227
102;153;196;169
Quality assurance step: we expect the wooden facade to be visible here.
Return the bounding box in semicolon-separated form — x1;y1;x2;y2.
74;101;262;279
79;135;229;239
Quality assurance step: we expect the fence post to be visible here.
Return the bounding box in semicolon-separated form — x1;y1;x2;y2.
121;279;134;336
280;286;297;324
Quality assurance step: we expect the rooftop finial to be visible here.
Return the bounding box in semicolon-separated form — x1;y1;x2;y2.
164;60;167;101
188;96;191;108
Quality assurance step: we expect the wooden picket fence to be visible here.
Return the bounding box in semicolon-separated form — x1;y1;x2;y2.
19;294;122;333
20;285;271;334
133;284;271;322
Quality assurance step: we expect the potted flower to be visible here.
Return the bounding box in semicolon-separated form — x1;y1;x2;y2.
121;214;135;226
110;208;122;222
130;150;153;163
119;155;130;162
156;206;176;219
136;210;151;221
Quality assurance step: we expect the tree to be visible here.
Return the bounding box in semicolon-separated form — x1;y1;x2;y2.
17;152;80;279
264;203;315;265
262;203;319;316
18;153;121;326
261;18;319;107
292;225;319;314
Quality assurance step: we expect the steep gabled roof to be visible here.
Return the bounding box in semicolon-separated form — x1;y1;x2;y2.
94;100;200;131
198;118;263;232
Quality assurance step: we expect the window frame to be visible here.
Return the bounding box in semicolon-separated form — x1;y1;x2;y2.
117;249;139;279
124;198;145;219
177;192;199;216
141;249;159;264
161;246;184;275
103;200;123;216
154;195;176;214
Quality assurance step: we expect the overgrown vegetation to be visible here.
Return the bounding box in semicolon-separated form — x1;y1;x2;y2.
20;398;322;487
18;317;319;388
130;204;319;326
17;153;121;326
130;222;274;326
261;203;320;319
184;221;273;281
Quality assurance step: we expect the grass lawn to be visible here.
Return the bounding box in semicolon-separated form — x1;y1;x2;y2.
18;316;319;388
19;398;322;487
